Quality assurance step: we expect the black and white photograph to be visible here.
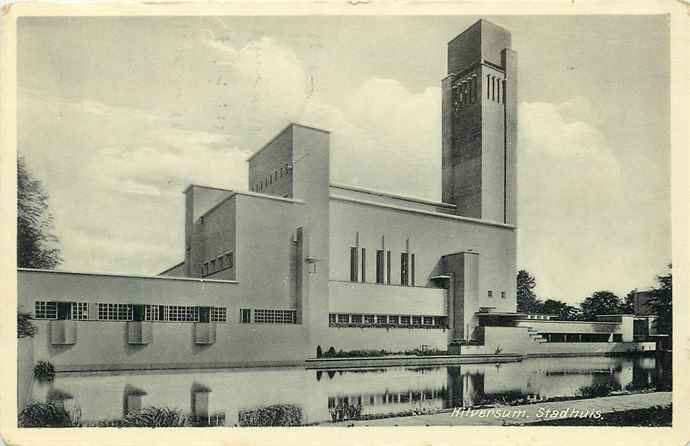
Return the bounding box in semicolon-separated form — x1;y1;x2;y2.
3;3;688;444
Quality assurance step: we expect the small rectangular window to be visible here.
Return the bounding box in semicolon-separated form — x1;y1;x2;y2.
388;315;399;325
351;314;363;324
218;256;224;269
337;314;349;324
401;253;409;286
400;315;410;325
210;260;216;272
210;307;227;322
364;314;375;324
34;301;57;319
423;316;434;325
375;315;387;324
361;248;366;282
240;309;251;324
488;290;493;298
350;247;358;282
376;250;384;284
412;316;422;325
501;291;506;299
144;305;159;321
329;313;337;325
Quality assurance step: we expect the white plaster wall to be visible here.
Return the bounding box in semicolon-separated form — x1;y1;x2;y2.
329;281;446;315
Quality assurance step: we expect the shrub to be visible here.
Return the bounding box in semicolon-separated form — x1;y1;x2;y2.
329;403;362;422
18;401;80;427
118;407;190;427
238;404;303;426
577;382;622;398
403;347;449;356
34;361;55;383
18;312;37;338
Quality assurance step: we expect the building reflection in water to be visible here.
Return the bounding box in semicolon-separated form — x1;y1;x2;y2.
29;356;669;425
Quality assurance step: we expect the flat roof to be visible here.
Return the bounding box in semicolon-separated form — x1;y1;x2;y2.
246;122;330;162
17;268;238;284
476;312;527;317
330;183;456;209
159;260;184;275
198;190;305;222
330;193;516;230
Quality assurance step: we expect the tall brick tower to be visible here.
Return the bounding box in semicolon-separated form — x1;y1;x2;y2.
442;19;517;225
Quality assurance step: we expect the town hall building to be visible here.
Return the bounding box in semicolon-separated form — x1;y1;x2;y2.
18;20;657;372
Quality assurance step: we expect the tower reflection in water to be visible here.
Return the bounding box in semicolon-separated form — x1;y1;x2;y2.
30;356;668;425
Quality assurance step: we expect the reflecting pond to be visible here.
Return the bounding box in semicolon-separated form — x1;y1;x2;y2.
27;354;671;426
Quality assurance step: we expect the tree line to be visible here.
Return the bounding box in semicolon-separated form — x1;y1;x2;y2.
516;268;672;335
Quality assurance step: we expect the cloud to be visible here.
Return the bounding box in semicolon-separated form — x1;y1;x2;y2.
19;33;668;301
516;100;661;302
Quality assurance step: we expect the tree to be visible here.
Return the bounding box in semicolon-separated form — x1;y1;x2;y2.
579;291;625;321
622;289;637;314
540;299;580;321
516;270;541;313
17;156;62;269
648;265;672;335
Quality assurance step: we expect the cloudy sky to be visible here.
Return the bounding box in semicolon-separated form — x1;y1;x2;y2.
18;15;670;304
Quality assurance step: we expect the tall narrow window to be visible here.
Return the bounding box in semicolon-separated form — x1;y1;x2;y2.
240;308;251;323
411;254;416;286
350;247;358;282
486;75;490;99
376;250;384;284
472;76;477;103
386;251;391;284
361;248;366;282
491;76;495;101
401;253;409;286
502;79;506;103
496;78;501;102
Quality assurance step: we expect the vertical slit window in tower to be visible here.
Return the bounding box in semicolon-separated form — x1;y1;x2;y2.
473;76;477;103
350;247;358;282
376;250;384;284
401;253;409;286
487;75;490;99
491;76;495;101
411;254;415;286
503;79;507;103
361;248;366;282
386;251;392;284
497;79;500;102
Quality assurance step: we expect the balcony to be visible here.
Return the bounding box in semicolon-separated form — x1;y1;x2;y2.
194;322;217;345
127;321;153;345
49;320;77;345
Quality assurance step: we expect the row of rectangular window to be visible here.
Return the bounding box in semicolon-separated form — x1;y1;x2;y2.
252;164;292;193
487;75;505;103
33;302;300;326
240;308;297;324
328;388;444;408
350;248;415;286
202;251;234;277
453;75;478;109
34;301;227;323
487;290;507;299
329;313;447;328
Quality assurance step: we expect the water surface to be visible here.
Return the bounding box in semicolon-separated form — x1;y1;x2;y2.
28;355;670;425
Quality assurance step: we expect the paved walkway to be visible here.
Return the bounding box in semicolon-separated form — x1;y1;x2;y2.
329;392;672;426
